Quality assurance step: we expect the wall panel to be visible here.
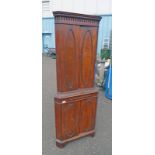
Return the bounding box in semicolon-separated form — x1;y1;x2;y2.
43;0;112;17
42;15;112;55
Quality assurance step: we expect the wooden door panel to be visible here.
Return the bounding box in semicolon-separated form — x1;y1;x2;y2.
81;30;93;87
64;28;77;90
56;25;80;92
80;27;98;88
63;25;79;91
62;101;80;139
80;98;97;133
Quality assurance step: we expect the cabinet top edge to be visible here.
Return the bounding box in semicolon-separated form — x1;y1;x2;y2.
55;88;99;99
53;11;102;21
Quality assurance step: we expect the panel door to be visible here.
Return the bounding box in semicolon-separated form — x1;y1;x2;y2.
79;26;98;88
79;98;97;133
61;101;80;139
55;24;80;92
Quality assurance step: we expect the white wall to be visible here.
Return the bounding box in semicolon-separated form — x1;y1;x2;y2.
42;0;112;17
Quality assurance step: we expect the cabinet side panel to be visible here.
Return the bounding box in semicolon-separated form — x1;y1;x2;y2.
55;24;63;91
91;27;99;84
55;100;62;140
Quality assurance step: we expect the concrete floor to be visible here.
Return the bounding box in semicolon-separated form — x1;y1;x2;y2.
42;55;112;155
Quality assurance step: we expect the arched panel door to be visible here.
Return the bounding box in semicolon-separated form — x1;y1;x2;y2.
62;101;80;139
79;98;97;133
80;29;94;88
64;28;78;91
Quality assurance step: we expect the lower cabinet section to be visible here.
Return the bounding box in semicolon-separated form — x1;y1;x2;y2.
54;90;98;147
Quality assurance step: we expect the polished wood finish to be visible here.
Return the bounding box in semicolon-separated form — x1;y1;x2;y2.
53;11;101;148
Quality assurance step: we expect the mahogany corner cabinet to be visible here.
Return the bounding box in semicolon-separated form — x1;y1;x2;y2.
53;11;101;148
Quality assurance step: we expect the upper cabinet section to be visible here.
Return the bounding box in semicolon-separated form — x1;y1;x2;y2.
54;12;101;92
53;11;101;27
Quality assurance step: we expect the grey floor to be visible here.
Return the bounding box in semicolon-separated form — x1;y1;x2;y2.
42;55;112;155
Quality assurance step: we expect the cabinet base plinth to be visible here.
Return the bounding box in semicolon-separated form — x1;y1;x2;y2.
90;132;95;137
56;142;66;148
56;130;95;148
